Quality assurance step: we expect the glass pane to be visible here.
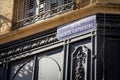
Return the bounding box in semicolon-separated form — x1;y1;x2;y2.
10;60;34;80
38;51;63;80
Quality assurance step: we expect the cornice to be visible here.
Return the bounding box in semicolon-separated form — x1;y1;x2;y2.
0;33;57;64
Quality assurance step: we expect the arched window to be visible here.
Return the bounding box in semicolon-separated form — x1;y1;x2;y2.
38;48;64;80
38;56;61;80
9;59;34;80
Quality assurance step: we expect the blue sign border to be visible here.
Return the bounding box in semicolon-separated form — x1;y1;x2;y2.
57;15;96;40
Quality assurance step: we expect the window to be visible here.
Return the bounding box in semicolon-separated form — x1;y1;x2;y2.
13;0;74;29
64;0;72;4
8;59;34;80
24;0;36;18
38;51;63;80
51;0;58;14
8;47;64;80
39;0;45;13
24;0;46;18
63;0;73;10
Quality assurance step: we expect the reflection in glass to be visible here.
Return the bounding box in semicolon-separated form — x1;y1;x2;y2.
10;60;34;80
38;51;63;80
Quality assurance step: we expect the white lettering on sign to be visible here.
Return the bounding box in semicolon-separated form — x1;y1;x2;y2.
57;15;96;40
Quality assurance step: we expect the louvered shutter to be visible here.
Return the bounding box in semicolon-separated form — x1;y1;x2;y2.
51;0;58;14
24;0;35;18
39;0;45;13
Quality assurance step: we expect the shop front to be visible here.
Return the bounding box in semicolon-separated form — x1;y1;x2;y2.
0;13;120;80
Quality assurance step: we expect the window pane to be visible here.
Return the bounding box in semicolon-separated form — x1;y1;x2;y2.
9;60;34;80
38;51;63;80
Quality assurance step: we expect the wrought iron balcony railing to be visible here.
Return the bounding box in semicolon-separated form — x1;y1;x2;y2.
13;1;74;29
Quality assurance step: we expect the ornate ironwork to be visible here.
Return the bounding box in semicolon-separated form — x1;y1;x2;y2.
13;1;74;29
0;33;57;60
71;46;88;80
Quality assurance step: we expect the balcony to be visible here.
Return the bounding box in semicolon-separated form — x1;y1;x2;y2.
12;0;120;30
13;1;74;29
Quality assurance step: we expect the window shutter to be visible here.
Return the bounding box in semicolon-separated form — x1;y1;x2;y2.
51;0;58;9
51;0;58;14
64;0;72;4
13;0;24;22
39;0;45;13
24;0;35;18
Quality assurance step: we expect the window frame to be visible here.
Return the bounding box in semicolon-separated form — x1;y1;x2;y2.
12;0;74;29
7;45;65;80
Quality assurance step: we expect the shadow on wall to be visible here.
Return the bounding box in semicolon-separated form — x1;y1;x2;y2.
0;15;11;28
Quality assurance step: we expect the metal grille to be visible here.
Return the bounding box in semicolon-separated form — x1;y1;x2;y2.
13;1;74;29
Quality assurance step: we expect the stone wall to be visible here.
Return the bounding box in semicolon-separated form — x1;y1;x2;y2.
0;0;14;35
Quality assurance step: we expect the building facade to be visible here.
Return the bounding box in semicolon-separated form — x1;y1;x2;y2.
0;0;120;80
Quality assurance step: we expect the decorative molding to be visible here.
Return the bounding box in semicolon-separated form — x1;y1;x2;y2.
71;45;88;80
0;33;57;60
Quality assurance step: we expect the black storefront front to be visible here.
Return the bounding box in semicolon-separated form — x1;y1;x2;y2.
0;14;120;80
